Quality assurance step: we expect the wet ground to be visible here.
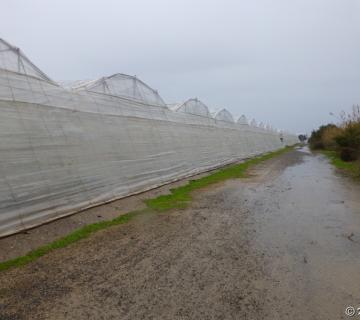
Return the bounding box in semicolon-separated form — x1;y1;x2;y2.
1;147;360;319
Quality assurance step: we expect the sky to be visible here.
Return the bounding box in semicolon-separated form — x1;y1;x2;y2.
2;0;360;134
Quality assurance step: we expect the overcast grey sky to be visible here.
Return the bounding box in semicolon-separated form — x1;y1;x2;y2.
2;0;360;133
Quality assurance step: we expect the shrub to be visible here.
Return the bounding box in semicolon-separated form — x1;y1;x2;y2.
335;122;360;161
339;148;358;161
310;107;360;165
309;124;338;150
322;126;343;150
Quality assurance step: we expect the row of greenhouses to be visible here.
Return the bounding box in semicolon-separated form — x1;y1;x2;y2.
0;38;298;236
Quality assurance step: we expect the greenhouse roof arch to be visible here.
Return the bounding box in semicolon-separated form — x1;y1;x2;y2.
0;38;54;83
212;108;235;123
237;115;248;125
73;73;166;107
173;98;210;117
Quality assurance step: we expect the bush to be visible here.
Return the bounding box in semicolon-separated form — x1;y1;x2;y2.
310;107;360;165
339;148;358;161
335;122;360;161
322;126;343;150
309;124;338;150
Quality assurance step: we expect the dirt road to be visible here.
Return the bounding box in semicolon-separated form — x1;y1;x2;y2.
1;147;360;319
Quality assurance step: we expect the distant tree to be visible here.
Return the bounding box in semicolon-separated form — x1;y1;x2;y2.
298;134;307;142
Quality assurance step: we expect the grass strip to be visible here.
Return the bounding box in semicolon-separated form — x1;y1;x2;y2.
0;146;293;272
146;146;293;211
0;210;144;272
321;150;360;178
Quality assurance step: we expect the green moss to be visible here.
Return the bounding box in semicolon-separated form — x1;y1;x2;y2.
0;146;293;272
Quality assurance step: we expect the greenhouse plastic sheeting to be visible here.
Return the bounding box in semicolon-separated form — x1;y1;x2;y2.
0;38;299;236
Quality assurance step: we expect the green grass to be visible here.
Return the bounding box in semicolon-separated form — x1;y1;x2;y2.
321;150;360;178
0;146;293;272
0;210;144;272
146;146;293;211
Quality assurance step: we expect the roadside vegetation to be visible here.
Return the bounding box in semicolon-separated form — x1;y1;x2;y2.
0;146;293;272
309;105;360;177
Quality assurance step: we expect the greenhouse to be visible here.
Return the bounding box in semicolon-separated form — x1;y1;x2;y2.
0;38;53;82
237;115;249;125
73;73;166;107
172;98;210;117
0;38;299;236
212;108;235;123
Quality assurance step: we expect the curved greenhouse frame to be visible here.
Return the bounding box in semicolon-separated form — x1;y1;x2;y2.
173;98;210;117
0;38;54;83
73;73;166;107
237;115;248;125
212;108;235;123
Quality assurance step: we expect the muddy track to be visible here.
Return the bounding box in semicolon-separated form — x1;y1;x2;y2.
1;148;360;319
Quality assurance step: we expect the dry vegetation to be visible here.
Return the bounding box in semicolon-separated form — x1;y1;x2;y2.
309;105;360;176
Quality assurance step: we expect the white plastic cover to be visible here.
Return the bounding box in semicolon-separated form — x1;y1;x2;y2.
73;73;166;107
173;98;210;117
59;79;93;89
213;108;235;123
237;115;248;125
0;38;53;83
0;39;299;236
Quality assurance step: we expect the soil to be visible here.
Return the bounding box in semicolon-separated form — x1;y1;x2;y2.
1;147;360;320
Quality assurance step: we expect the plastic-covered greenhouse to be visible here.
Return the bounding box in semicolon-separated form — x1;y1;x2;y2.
73;73;166;106
212;108;235;123
0;38;299;236
0;38;53;82
172;98;210;117
237;115;249;125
